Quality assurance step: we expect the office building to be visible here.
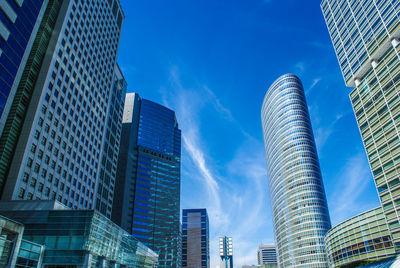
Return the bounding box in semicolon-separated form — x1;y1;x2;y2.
0;0;125;219
0;0;49;195
321;0;400;249
219;236;233;268
0;200;158;267
261;74;331;267
0;0;47;131
325;207;396;267
112;93;182;267
182;208;210;268
257;245;277;265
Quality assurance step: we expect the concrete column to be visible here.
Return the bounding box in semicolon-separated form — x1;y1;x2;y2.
83;252;93;268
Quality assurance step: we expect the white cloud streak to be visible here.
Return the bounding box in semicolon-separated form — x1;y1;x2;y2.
329;153;375;225
161;65;274;267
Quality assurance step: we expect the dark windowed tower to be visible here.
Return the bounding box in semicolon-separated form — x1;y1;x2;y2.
182;208;210;268
0;0;46;127
113;93;181;268
0;0;48;193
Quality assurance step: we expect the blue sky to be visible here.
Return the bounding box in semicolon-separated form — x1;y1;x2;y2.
118;0;381;267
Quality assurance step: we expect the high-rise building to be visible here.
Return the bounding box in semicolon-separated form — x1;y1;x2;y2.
182;208;210;268
261;74;331;267
321;0;400;250
0;0;49;193
219;236;233;268
0;0;47;131
112;93;181;268
0;0;125;219
257;245;277;265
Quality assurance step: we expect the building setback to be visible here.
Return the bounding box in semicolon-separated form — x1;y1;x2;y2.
182;208;210;268
261;74;331;267
219;236;233;268
321;0;400;250
0;0;125;219
112;93;181;268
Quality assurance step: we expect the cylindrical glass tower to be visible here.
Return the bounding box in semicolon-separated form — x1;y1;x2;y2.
261;74;331;267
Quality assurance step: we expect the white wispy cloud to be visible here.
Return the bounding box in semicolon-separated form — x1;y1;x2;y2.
306;77;322;94
314;112;343;151
329;153;376;225
294;61;307;75
160;65;274;267
204;86;234;121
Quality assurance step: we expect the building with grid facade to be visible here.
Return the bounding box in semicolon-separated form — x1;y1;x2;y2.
181;208;209;268
0;0;48;194
0;0;125;219
321;0;400;250
112;93;182;268
324;207;396;267
219;236;233;268
257;245;277;265
261;74;331;267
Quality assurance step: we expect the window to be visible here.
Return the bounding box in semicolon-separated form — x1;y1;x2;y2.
22;173;29;183
18;188;25;198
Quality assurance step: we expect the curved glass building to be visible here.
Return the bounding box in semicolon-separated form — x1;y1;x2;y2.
261;74;331;267
325;207;395;267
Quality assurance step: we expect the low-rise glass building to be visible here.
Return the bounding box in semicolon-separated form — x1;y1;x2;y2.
325;207;396;267
0;202;158;268
0;214;44;268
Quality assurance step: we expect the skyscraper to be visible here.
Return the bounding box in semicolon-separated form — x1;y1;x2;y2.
321;0;400;250
112;93;181;268
261;74;331;267
257;245;277;266
219;236;233;268
0;0;47;131
0;0;125;219
0;0;49;195
182;208;210;268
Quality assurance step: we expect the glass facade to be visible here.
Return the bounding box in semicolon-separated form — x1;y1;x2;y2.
182;208;210;268
0;0;45;123
321;0;400;86
325;207;396;267
261;74;331;267
321;0;400;250
219;236;233;268
16;239;44;268
0;208;158;268
0;214;24;267
0;0;62;199
0;0;125;219
113;93;181;268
